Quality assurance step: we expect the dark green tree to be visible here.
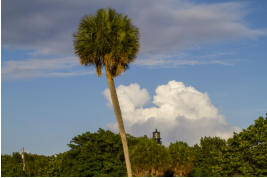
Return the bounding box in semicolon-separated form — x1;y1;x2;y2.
60;129;126;177
45;154;63;177
1;153;25;177
130;137;169;176
169;141;194;176
190;137;226;176
22;153;51;176
215;114;267;176
73;8;139;177
1;152;62;177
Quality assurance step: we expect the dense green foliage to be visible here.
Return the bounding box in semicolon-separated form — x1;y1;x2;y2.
1;152;61;177
169;142;194;176
2;114;266;177
130;136;169;176
189;137;227;176
1;153;25;177
214;115;267;176
61;129;126;176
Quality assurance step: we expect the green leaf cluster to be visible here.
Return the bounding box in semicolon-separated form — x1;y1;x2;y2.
1;153;25;177
73;8;139;77
213;115;267;176
130;136;169;176
60;129;126;176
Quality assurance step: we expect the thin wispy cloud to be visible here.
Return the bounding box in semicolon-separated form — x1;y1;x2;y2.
135;1;266;54
135;52;237;67
2;0;266;56
135;58;234;67
2;57;94;80
2;0;266;79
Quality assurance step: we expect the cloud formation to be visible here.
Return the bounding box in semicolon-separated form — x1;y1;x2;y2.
3;0;266;56
2;57;94;80
135;56;234;67
2;0;266;79
104;81;240;145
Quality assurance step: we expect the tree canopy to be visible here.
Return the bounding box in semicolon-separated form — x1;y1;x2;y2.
73;8;139;77
2;114;267;177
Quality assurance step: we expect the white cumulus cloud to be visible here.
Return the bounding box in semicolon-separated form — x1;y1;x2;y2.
103;80;240;145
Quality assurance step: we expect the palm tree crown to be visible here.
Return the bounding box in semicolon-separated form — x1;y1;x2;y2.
73;8;139;77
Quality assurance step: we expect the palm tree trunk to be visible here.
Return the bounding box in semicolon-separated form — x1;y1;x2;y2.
105;69;132;177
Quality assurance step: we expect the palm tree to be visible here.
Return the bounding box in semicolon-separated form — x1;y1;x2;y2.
73;8;139;177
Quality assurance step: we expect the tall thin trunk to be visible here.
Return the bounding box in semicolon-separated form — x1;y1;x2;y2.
21;147;25;172
105;68;132;177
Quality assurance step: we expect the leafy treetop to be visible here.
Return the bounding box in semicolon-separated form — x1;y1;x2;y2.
73;8;139;78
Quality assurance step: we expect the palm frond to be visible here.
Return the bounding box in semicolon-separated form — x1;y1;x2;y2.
73;8;139;77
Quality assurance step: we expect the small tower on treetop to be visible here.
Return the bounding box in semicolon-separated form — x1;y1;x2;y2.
153;129;162;144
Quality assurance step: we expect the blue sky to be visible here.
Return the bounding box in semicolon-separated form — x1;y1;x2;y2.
2;0;267;155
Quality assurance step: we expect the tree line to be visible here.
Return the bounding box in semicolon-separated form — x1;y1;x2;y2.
1;114;266;177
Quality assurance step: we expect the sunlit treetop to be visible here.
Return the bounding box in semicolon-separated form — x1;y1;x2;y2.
73;8;140;78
